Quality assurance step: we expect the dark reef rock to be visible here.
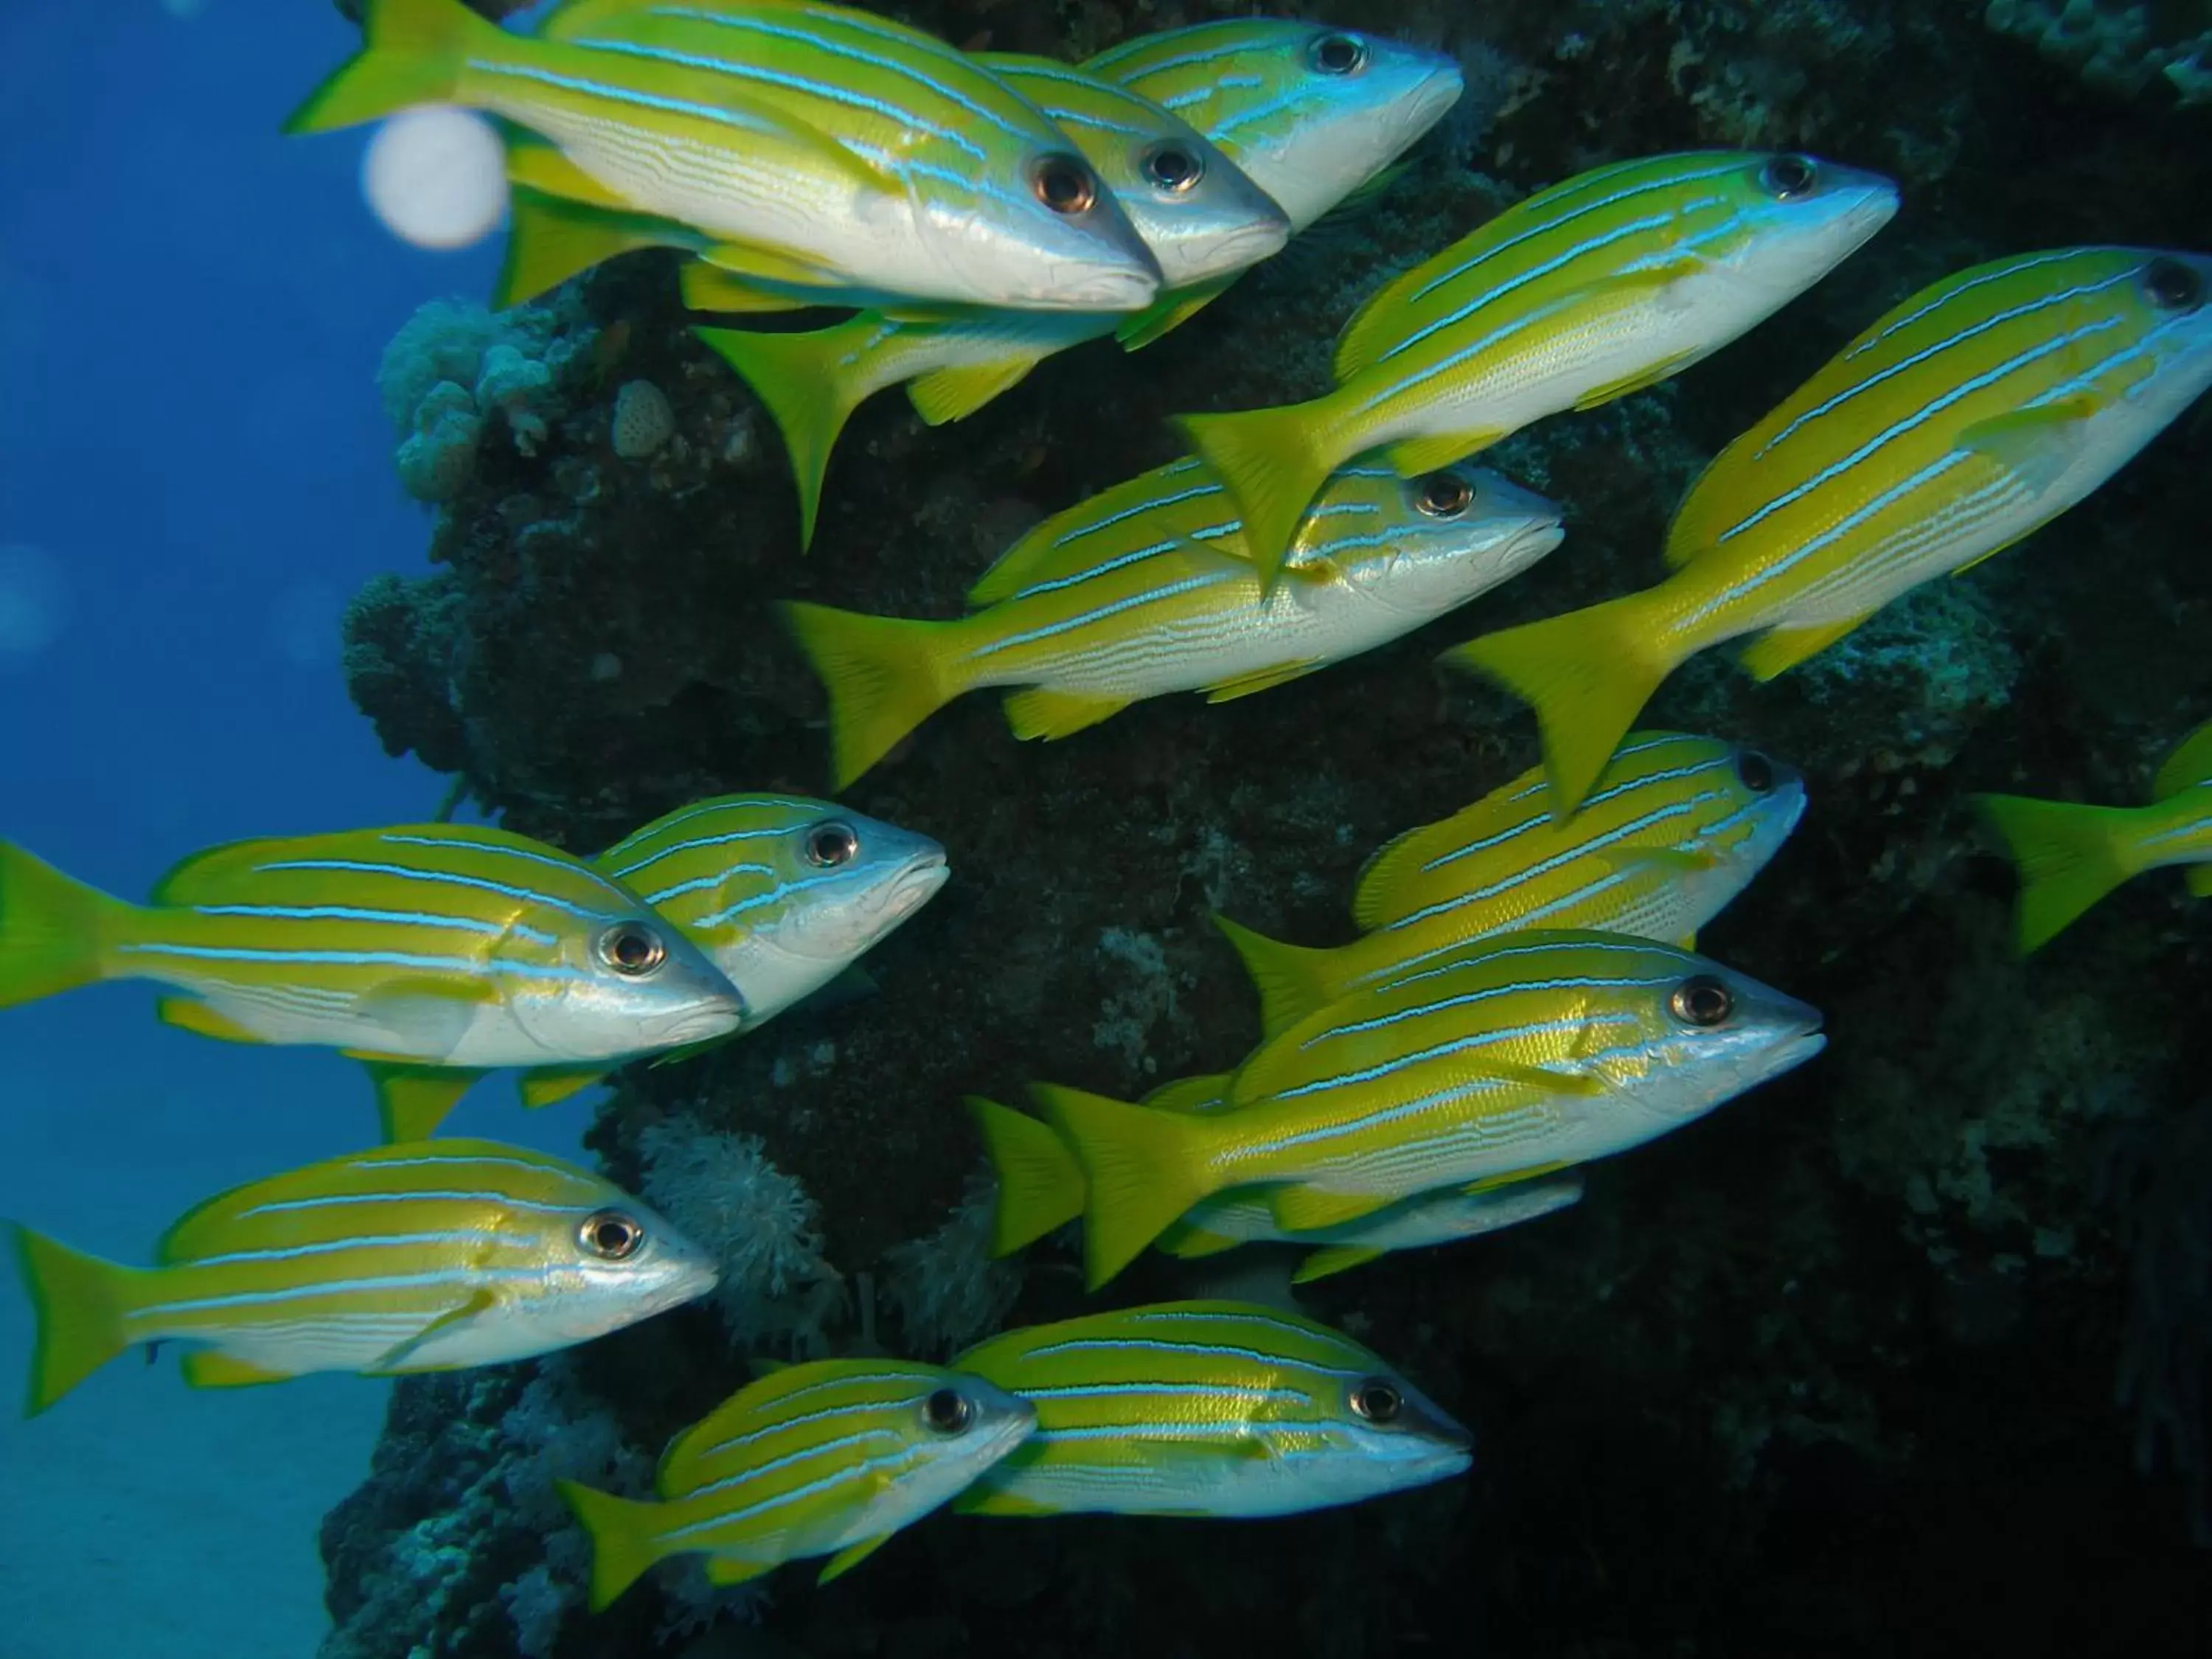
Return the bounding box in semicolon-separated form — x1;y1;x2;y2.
323;2;2212;1656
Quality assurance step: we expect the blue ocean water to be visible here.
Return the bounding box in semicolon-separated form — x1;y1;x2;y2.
0;6;584;1653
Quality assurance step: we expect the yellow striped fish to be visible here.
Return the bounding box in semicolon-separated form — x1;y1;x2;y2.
950;1301;1472;1517
560;1360;1033;1606
970;1093;1582;1283
1977;716;2212;951
288;0;1161;313
0;824;744;1070
695;21;1458;549
7;1139;713;1413
1214;731;1806;1036
1452;246;2212;818
1178;150;1900;583
366;796;947;1140
1033;930;1824;1287
782;462;1563;788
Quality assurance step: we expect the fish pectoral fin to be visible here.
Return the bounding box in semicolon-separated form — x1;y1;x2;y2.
1386;430;1506;476
703;1553;779;1587
1957;395;2100;495
1001;687;1131;742
815;1533;891;1585
1116;279;1234;352
1737;614;1872;681
907;357;1044;426
364;1290;500;1374
1201;658;1326;703
156;997;268;1046
1588;846;1719;880
1571;346;1700;411
517;1065;611;1111
679;260;810;316
1292;1244;1386;1284
1268;1186;1394;1234
2185;864;2212;898
367;1062;484;1143
347;978;490;1060
180;1349;296;1390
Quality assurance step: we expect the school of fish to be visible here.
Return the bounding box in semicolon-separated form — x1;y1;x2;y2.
4;0;2208;1614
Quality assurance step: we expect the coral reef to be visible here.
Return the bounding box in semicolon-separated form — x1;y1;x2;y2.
319;1;2212;1655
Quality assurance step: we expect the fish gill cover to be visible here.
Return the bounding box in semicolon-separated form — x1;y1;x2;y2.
12;0;2212;1655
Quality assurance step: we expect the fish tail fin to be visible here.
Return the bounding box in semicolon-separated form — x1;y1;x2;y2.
282;0;493;134
558;1480;667;1611
1210;914;1338;1038
1029;1084;1219;1290
778;602;956;787
1974;794;2145;952
9;1225;142;1416
1173;399;1341;588
696;324;876;553
1443;591;1679;821
0;841;127;1009
966;1096;1085;1256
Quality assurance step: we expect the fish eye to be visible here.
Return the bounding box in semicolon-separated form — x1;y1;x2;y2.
1350;1379;1402;1423
922;1388;974;1434
1309;32;1368;74
1033;156;1096;216
805;821;860;867
1413;472;1474;518
1736;748;1776;793
2143;256;2205;312
1670;975;1735;1027
1759;153;1819;200
578;1209;644;1260
1143;143;1204;195
596;923;668;976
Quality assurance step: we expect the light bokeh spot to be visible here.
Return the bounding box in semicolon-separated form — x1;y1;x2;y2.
361;105;509;251
0;544;72;669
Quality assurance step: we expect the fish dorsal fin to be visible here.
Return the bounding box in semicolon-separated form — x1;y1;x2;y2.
2154;718;2212;800
1001;688;1130;742
365;1289;501;1374
1291;1244;1385;1283
678;260;813;316
1140;1073;1236;1115
1737;614;1872;682
518;1065;610;1111
907;355;1044;427
1116;277;1236;352
815;1532;891;1585
368;1062;483;1143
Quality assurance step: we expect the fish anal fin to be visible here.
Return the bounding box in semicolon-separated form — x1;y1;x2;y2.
908;357;1042;426
704;1553;778;1587
702;239;850;296
1001;687;1130;742
181;1349;296;1389
2185;864;2212;898
1156;1223;1242;1259
157;997;268;1046
953;1484;1059;1517
679;261;809;315
1268;1186;1393;1234
497;189;677;308
816;1532;891;1584
504;139;633;212
367;1062;482;1143
365;1290;499;1374
1387;430;1503;476
1202;658;1325;703
1739;615;1871;681
1293;1244;1385;1283
1463;1158;1576;1195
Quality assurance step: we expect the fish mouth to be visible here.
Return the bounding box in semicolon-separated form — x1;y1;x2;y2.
647;1000;747;1047
1030;258;1160;312
884;853;950;918
1386;66;1468;147
1191;213;1294;276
